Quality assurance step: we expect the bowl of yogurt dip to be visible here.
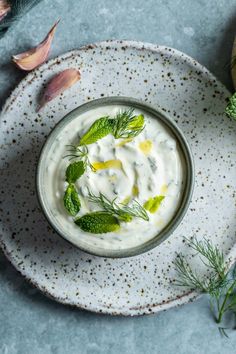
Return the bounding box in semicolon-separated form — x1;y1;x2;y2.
36;97;194;257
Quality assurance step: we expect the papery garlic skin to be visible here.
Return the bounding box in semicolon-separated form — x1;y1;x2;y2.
38;68;81;110
12;20;60;71
0;0;10;21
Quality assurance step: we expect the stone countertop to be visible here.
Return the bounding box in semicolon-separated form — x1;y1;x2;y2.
0;0;236;353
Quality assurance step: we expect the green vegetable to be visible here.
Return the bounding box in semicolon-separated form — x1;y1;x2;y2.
73;109;145;147
75;212;120;233
65;161;85;183
63;184;81;216
79;117;114;145
78;109;145;147
63;145;95;171
225;92;236;120
88;190;149;221
117;212;133;222
128;114;145;129
174;237;236;337
112;109;145;139
144;195;165;213
121;200;149;221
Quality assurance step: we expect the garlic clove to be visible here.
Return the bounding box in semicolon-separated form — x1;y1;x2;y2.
12;19;60;71
38;68;81;111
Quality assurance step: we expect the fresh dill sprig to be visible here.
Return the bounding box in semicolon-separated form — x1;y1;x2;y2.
174;237;236;336
87;190;149;222
72;109;145;147
63;144;88;161
174;254;210;292
186;237;226;278
112;108;145;139
121;199;149;221
63;144;95;171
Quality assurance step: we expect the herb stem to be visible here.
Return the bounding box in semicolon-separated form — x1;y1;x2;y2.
216;279;236;324
87;190;149;221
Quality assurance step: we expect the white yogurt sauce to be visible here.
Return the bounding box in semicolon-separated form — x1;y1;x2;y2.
43;105;184;250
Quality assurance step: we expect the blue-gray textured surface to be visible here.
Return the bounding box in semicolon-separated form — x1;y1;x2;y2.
0;0;236;353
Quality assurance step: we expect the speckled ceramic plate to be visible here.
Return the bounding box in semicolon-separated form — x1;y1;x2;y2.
0;40;235;316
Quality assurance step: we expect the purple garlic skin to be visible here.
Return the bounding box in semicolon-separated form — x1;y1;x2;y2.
12;20;60;71
38;69;81;111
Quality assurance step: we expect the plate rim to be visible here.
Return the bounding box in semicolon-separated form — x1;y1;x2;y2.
0;39;232;316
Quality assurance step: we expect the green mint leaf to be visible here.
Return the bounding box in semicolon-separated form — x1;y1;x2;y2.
225;93;236;120
144;195;165;213
79;117;114;145
66;161;85;183
74;212;120;233
63;184;81;216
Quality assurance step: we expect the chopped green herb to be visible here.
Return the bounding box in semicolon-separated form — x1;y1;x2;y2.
173;237;236;336
78;109;145;146
63;184;81;216
79;117;114;145
88;190;149;221
225;93;236;120
65;161;85;183
63;145;95;172
75;212;120;233
112;109;145;139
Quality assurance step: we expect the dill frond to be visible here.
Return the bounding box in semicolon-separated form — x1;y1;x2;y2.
173;237;236;331
185;237;226;280
87;190;149;222
63;144;95;171
112;108;145;139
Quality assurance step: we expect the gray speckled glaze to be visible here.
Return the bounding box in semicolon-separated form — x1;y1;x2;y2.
36;96;194;258
0;40;235;315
